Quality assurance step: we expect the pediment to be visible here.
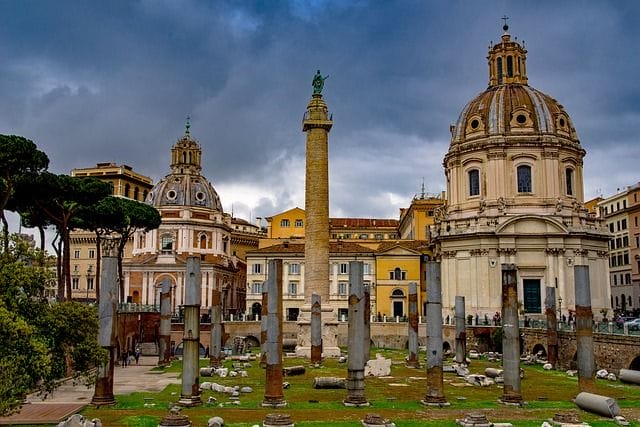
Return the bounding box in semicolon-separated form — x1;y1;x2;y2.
495;215;568;235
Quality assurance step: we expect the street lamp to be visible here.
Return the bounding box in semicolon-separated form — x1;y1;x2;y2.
558;296;563;326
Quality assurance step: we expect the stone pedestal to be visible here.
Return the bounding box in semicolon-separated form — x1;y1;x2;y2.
295;309;340;358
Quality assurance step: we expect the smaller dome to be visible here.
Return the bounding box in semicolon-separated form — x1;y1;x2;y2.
146;174;223;211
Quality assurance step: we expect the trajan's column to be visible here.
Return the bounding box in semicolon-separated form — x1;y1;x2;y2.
297;70;340;357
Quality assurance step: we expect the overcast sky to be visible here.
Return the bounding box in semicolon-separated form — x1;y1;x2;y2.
2;0;639;233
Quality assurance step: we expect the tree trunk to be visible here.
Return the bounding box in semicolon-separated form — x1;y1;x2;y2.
1;213;8;254
62;226;71;301
53;232;63;301
95;232;101;302
38;225;45;252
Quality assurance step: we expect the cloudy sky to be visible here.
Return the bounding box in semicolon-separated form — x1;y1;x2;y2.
2;0;639;232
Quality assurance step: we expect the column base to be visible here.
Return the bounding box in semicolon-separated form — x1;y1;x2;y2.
420;398;450;407
178;395;202;407
90;395;116;407
499;395;525;406
261;399;288;408
343;398;370;407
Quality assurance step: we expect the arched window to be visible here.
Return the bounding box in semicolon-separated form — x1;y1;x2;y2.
124;183;131;198
394;267;402;280
143;190;148;200
497;57;503;84
565;168;574;196
507;56;513;77
468;169;480;196
391;289;405;297
199;234;207;249
133;186;139;200
182;152;187;163
517;165;532;193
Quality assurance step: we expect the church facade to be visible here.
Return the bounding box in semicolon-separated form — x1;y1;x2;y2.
435;26;610;320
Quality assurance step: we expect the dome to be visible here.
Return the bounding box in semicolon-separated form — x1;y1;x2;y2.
146;118;223;212
147;173;223;211
451;84;579;145
449;27;580;148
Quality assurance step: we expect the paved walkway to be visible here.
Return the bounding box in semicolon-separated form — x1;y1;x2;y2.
0;356;179;424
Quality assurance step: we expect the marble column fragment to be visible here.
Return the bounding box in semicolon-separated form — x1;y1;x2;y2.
454;296;467;365
310;293;322;363
363;283;371;363
158;279;172;366
545;286;558;368
209;287;222;368
575;265;596;392
422;261;449;406
500;264;523;405
344;261;369;407
179;256;202;406
407;282;420;368
91;238;118;407
262;260;286;407
260;281;268;368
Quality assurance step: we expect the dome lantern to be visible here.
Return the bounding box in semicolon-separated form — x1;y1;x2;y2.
487;21;528;87
170;116;202;175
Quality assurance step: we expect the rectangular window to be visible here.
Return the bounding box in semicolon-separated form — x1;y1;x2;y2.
427;210;434;216
338;282;348;295
623;236;629;247
613;275;618;285
74;250;80;259
339;263;349;274
359;233;368;239
609;223;614;233
626;273;632;285
375;233;383;240
616;237;622;248
280;219;290;227
251;282;262;294
565;168;574;196
288;263;300;275
252;263;262;274
618;254;623;266
523;279;541;313
88;249;95;259
363;263;371;275
636;235;639;248
622;219;627;230
468;169;480;196
72;278;79;290
87;277;94;290
517;165;532;193
294;219;303;227
288;281;298;295
624;253;629;265
624;200;627;209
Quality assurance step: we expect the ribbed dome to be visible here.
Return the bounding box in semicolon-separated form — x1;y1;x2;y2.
146;173;222;211
146;119;223;212
451;84;579;145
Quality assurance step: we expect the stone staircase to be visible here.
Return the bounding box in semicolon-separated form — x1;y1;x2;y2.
140;342;158;356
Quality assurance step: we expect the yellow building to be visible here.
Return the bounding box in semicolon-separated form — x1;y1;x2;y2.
265;207;306;240
68;163;153;302
398;192;446;240
262;207;399;247
374;240;430;319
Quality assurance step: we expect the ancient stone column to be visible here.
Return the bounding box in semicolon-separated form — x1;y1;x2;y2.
575;265;596;392
262;259;286;407
178;256;201;406
363;283;371;363
310;293;322;363
500;264;523;405
260;281;268;368
158;278;172;366
297;80;340;357
545;286;558;368
91;238;118;407
422;261;448;406
407;282;420;368
209;287;222;368
454;295;466;365
344;261;369;407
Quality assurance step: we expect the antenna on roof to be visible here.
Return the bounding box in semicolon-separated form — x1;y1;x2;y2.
421;178;425;199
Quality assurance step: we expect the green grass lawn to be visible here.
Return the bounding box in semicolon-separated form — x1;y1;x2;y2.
77;349;640;427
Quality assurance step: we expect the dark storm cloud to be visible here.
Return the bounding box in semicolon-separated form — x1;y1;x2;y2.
1;0;639;231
